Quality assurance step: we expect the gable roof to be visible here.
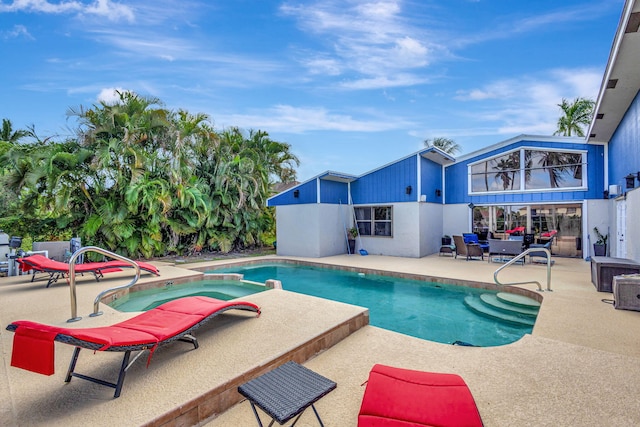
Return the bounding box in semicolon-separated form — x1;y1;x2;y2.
453;134;584;163
588;0;640;143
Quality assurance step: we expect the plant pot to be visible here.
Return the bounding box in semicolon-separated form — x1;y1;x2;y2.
593;244;607;257
348;239;356;254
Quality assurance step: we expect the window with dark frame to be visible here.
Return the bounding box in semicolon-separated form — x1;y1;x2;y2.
354;206;392;237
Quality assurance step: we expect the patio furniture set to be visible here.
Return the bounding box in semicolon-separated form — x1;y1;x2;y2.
6;295;485;426
440;231;556;264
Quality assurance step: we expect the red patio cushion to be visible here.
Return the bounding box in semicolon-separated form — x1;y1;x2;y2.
358;364;483;427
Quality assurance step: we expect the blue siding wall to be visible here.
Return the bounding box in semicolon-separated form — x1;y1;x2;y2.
351;156;417;203
319;180;350;204
268;179;317;206
420;156;443;203
445;139;605;205
609;90;640;191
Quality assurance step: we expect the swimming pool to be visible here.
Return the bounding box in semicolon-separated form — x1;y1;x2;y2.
109;280;267;312
210;263;536;347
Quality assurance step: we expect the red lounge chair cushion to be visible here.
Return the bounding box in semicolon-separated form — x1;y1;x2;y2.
9;297;260;375
358;364;483;427
11;326;58;375
18;254;159;276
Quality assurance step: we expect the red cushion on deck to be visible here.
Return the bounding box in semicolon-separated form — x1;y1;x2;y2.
116;310;204;342
11;325;58;375
156;295;257;316
358;364;483;427
9;296;260;376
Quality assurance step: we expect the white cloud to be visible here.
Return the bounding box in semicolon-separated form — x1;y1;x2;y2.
215;104;414;133
454;2;618;48
2;24;34;40
96;87;127;104
0;0;135;23
454;67;602;136
340;73;428;90
280;0;441;88
83;0;134;22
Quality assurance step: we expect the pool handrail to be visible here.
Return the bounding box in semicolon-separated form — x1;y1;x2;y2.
68;246;140;322
493;248;552;292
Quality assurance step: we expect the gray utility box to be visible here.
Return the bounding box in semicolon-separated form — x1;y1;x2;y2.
590;256;640;293
613;275;640;311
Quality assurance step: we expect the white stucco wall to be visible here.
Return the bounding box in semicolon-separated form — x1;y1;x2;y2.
356;203;421;257
585;199;613;258
275;204;350;257
419;202;444;256
442;204;471;237
275;201;487;258
624;188;640;262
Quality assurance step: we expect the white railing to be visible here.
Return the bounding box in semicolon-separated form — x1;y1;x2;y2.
493;248;552;292
67;246;140;322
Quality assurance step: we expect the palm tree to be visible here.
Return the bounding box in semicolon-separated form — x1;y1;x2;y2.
424;137;461;155
0;118;32;144
554;97;595;137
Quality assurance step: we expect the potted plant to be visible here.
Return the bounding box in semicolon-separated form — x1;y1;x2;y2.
347;227;358;254
593;227;608;257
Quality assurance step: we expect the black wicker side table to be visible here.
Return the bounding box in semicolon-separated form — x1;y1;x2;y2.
238;361;337;426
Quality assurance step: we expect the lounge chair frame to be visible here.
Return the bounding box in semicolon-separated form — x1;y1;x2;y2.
16;254;160;288
7;297;260;398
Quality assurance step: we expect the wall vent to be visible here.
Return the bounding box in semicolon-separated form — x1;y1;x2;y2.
625;12;640;33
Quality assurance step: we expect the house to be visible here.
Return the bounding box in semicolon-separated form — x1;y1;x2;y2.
268;0;640;262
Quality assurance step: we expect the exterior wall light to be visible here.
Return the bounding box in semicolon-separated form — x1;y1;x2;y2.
435;189;442;197
405;185;412;195
625;174;636;189
293;189;300;198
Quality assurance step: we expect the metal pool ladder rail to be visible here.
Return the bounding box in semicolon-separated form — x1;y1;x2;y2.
493;248;552;292
67;246;141;322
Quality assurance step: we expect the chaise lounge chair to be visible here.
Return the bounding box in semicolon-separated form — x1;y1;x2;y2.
358;364;483;426
6;296;260;397
16;254;160;287
453;235;484;261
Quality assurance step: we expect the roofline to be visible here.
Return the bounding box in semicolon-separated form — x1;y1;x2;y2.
452;134;586;163
357;146;455;179
266;170;357;202
587;0;637;142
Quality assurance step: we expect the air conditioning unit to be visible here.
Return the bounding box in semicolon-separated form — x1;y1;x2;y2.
609;184;622;196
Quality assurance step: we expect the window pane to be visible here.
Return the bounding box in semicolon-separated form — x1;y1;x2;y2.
355;208;370;220
374;207;391;221
374;222;391;236
357;222;371;236
470;151;521;192
525;150;583;189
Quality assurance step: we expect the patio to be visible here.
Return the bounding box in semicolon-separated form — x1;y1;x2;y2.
1;254;639;426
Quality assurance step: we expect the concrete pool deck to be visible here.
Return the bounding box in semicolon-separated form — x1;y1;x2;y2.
1;254;640;426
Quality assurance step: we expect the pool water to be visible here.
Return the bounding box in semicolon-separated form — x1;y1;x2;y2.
109;280;267;312
210;263;534;347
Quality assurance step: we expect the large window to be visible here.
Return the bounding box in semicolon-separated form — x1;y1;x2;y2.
471;203;583;257
524;150;583;189
354;206;392;237
469;148;585;194
470;152;520;192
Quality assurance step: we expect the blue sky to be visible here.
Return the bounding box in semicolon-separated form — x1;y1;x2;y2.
0;0;624;181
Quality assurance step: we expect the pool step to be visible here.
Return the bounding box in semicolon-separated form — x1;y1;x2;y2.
495;292;541;309
479;294;539;317
463;293;539;327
